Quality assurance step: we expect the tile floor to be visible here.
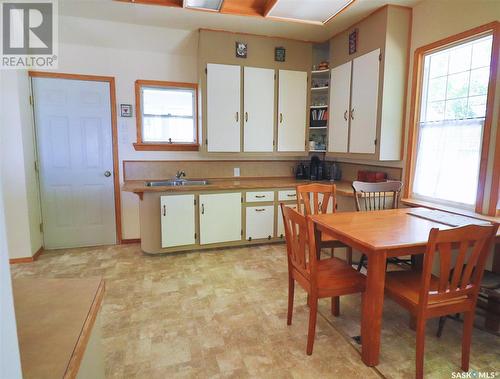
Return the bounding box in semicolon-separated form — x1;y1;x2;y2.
11;243;500;379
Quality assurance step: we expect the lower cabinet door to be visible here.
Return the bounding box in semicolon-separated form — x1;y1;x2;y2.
161;194;196;248
199;193;242;245
246;205;274;240
277;203;298;239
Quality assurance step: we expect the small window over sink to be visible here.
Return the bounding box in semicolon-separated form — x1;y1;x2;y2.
134;80;199;151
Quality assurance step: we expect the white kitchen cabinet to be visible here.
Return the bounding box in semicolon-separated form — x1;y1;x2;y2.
207;64;241;152
244;67;275;152
278;190;297;202
328;61;352;153
349;49;380;154
199;193;242;245
160;195;196;248
246;206;274;240
277;70;308;152
277;203;298;238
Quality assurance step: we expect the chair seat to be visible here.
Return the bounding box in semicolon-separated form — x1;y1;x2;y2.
315;257;365;296
385;271;469;314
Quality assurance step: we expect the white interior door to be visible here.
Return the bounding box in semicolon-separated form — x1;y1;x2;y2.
349;48;380;154
161;195;195;248
207;63;241;152
328;62;351;153
199;193;241;245
32;77;116;249
243;67;275;152
277;70;307;152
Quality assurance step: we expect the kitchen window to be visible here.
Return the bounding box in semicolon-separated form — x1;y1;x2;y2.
134;80;199;151
409;31;495;209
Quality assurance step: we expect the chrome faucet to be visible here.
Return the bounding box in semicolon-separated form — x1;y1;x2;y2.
175;170;186;179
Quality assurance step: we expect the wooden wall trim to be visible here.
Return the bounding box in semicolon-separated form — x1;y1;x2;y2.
121;238;141;244
134;80;199;151
28;71;122;244
402;22;500;214
9;246;43;264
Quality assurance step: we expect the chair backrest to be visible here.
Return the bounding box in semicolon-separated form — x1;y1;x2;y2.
420;224;499;308
352;180;403;212
280;203;318;278
296;183;336;216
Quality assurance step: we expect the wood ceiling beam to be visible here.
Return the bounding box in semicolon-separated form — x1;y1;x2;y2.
263;0;278;17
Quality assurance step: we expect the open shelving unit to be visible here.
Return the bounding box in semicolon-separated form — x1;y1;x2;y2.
308;42;330;154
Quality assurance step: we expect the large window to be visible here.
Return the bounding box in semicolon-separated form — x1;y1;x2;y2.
412;33;494;208
134;80;198;151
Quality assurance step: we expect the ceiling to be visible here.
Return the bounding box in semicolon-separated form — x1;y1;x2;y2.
59;0;421;42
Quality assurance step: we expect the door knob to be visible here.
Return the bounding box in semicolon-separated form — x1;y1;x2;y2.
104;171;112;177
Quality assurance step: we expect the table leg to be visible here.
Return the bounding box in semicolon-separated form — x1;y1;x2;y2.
361;250;387;366
314;225;322;260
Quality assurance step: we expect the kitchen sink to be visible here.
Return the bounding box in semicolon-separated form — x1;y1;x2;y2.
145;179;209;187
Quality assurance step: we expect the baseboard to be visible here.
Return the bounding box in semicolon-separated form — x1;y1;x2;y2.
121;238;141;244
9;246;44;264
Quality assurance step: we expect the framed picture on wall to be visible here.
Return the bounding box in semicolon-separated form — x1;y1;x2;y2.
349;29;358;55
235;42;247;58
275;47;286;62
120;104;132;117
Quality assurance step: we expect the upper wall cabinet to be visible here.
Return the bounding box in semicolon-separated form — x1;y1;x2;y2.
207;63;241;152
243;67;275;152
327;6;411;161
277;70;308;152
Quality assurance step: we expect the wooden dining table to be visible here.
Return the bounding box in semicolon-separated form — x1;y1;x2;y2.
310;207;500;367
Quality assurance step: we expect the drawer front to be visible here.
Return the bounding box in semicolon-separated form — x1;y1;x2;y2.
246;191;275;203
278;190;297;202
246;205;274;240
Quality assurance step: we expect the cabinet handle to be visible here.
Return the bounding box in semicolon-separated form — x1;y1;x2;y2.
162;205;166;216
255;208;266;212
235;112;239;122
350;108;355;120
279;113;283;124
255;195;266;198
245;112;248;122
287;194;296;197
344;110;348;121
201;204;205;215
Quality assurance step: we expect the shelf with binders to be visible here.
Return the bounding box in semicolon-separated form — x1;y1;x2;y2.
309;107;328;128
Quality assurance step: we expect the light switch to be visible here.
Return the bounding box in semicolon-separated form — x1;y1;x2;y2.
233;167;240;177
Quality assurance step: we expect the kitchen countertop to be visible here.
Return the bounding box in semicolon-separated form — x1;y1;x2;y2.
13;278;105;379
122;177;355;197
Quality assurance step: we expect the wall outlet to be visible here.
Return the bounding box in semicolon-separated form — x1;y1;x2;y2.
233;167;240;177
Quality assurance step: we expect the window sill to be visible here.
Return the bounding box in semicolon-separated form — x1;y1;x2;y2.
133;143;199;152
401;197;499;222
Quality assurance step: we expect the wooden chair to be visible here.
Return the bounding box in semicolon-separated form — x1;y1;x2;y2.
352;180;406;270
296;184;353;265
384;224;499;379
280;203;365;355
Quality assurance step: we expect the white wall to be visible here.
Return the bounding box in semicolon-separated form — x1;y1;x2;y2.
0;70;42;259
0;71;23;375
54;16;200;239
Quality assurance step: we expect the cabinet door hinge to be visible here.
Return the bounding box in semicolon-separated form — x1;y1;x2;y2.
379;54;382;61
374;139;377;146
194;232;197;239
241;197;243;203
205;67;207;74
39;223;43;233
274;73;276;80
205;138;208;145
272;140;275;146
34;160;39;172
29;95;33;106
194;199;197;206
241;229;243;236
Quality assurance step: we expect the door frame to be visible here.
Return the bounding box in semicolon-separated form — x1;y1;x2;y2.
28;71;122;244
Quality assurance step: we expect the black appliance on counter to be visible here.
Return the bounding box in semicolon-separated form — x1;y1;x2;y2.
295;157;341;181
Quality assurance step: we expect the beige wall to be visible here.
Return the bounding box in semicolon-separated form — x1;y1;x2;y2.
403;0;500;212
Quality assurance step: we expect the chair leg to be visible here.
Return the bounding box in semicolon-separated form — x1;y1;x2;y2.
306;295;318;355
287;275;295;326
462;311;474;372
346;247;353;266
436;316;446;338
331;296;340;317
415;316;426;379
357;254;366;272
